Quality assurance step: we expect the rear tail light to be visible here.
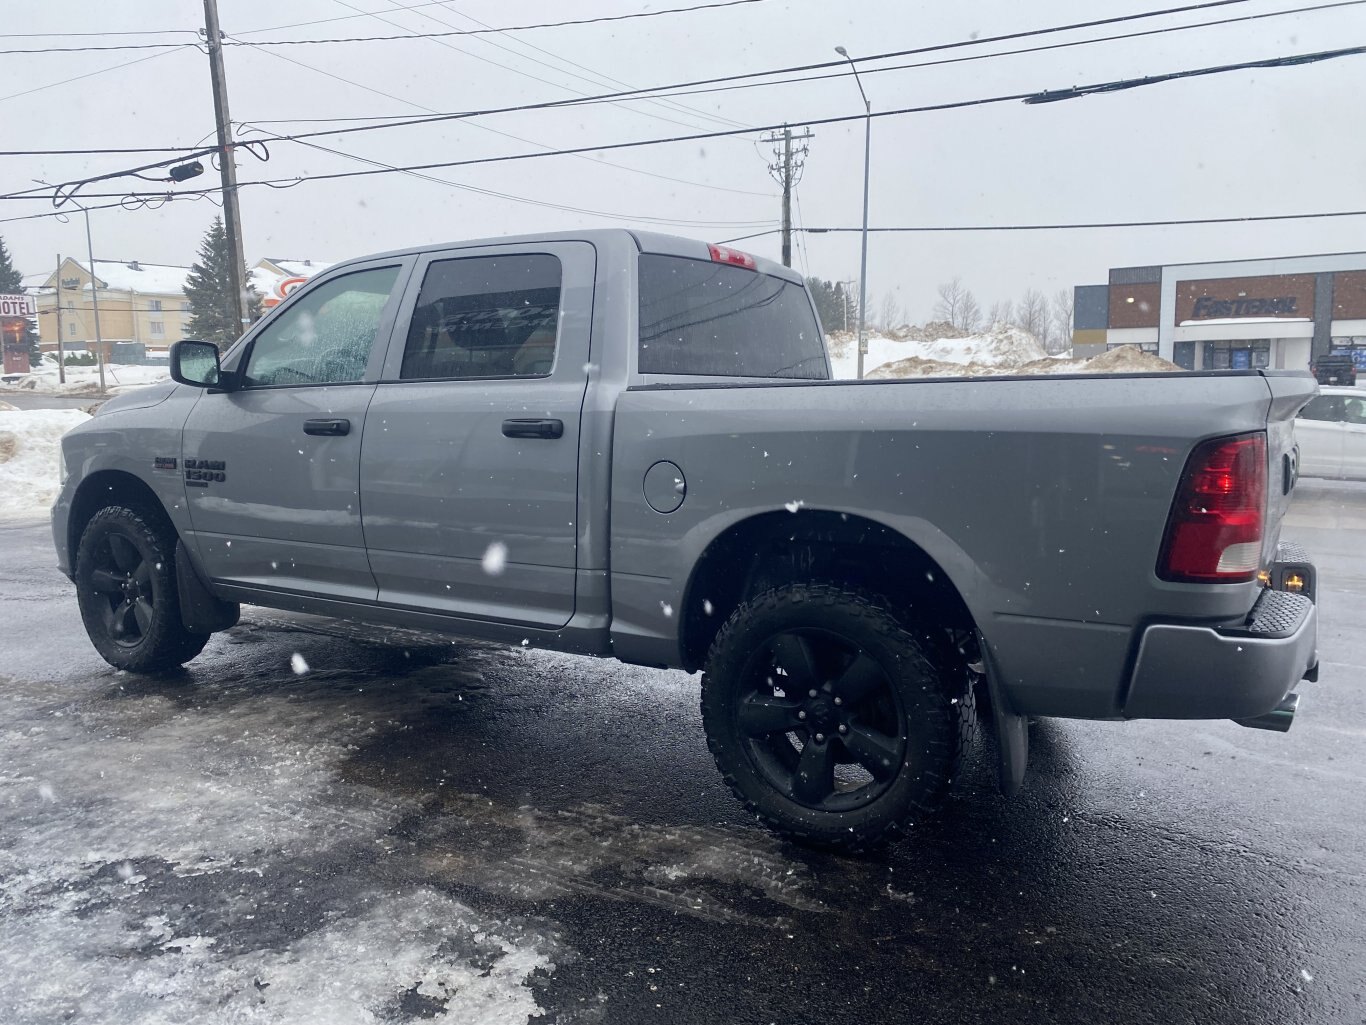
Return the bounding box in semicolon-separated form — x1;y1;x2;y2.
1158;432;1266;583
708;243;757;270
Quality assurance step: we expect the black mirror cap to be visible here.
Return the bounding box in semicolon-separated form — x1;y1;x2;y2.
169;339;223;388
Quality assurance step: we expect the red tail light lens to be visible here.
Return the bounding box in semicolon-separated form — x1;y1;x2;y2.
707;244;757;270
1159;432;1266;582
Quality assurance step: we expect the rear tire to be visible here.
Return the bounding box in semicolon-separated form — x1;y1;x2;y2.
74;505;209;673
701;583;968;851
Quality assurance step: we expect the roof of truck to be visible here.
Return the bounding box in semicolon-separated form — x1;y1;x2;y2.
315;228;801;285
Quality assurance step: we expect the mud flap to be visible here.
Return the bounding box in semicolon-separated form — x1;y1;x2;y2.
979;640;1029;797
176;540;240;634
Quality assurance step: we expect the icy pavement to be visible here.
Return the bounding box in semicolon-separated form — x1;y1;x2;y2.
1;504;1365;1023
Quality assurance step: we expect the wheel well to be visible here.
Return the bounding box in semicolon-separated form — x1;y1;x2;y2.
680;510;978;671
67;470;173;570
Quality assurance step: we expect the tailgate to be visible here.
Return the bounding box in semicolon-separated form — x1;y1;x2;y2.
1261;371;1317;562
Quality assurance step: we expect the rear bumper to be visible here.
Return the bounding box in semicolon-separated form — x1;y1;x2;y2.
1122;586;1317;720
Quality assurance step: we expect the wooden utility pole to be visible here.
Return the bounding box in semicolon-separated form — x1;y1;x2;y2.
203;0;250;333
762;126;813;267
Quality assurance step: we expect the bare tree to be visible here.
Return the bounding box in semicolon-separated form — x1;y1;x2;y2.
1050;288;1075;354
933;276;981;331
1017;288;1050;345
986;298;1014;328
960;291;982;333
878;291;903;333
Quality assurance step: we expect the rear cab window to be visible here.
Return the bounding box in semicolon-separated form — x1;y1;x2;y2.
637;254;828;379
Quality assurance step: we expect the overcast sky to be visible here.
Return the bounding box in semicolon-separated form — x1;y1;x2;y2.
3;0;1364;320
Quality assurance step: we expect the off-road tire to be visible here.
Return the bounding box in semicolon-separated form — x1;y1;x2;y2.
701;583;969;851
74;505;209;672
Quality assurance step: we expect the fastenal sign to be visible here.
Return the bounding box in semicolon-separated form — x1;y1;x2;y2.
0;294;37;318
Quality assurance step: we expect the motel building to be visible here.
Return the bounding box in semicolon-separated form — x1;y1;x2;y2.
1072;252;1366;372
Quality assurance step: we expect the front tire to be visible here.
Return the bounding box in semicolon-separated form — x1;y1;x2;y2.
701;583;967;850
74;505;209;673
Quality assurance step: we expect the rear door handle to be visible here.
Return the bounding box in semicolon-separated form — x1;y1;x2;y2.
303;418;350;436
502;418;564;440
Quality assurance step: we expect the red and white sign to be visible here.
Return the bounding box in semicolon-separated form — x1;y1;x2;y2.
0;293;37;318
263;275;311;309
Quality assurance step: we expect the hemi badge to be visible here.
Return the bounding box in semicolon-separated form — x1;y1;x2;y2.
154;457;178;470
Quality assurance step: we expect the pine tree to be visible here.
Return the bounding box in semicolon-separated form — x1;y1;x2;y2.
184;216;261;349
0;233;41;365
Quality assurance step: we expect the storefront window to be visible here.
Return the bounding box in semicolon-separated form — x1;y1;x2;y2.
1203;340;1270;370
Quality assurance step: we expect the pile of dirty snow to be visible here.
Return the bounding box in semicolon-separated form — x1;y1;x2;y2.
830;324;1050;380
0;408;90;521
1081;346;1182;373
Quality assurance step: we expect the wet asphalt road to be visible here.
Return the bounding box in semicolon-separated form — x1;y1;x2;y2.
1;481;1364;1024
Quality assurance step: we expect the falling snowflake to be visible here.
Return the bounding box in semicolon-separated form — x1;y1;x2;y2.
290;653;310;675
481;541;508;576
784;500;804;513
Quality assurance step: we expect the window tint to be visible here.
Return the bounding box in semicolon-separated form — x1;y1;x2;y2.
400;254;562;380
244;266;399;387
1298;396;1343;422
638;254;827;379
1345;397;1366;425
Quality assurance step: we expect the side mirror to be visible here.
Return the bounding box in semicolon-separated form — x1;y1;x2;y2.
169;340;223;388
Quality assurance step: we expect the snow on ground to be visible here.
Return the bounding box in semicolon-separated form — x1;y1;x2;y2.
0;408;90;521
828;325;1180;380
0;361;169;396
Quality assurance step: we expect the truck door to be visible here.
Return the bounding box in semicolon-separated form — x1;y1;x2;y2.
360;242;594;628
181;260;410;600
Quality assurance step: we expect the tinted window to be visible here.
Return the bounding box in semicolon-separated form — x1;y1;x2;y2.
1298;396;1343;422
1345;396;1366;425
638;255;827;378
400;254;561;380
244;266;399;387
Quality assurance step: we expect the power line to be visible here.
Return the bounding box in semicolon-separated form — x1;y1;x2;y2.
247;127;777;228
371;0;745;133
0;44;196;105
0;0;779;54
716;209;1366;244
228;34;770;199
9;41;1364;205
419;1;746;131
7;0;1350;157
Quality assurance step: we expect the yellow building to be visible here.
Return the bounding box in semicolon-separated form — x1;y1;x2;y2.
34;258;192;361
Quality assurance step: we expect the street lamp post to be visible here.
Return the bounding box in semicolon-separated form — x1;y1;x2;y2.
835;47;872;380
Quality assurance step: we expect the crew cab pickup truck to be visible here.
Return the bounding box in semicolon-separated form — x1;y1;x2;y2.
53;229;1320;849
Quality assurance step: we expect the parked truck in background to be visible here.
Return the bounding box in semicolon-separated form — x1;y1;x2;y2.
52;229;1320;849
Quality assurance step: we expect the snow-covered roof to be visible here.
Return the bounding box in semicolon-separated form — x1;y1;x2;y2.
250;258;334;303
267;258;334;278
83;260;191;295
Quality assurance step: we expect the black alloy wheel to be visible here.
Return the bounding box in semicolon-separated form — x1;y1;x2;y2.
702;583;967;850
737;627;906;812
75;505;209;672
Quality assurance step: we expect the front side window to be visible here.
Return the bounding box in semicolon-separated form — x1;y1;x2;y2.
400;254;562;380
638;254;827;379
243;266;399;387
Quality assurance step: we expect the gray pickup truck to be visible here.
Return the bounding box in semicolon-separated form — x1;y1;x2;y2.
52;229;1320;849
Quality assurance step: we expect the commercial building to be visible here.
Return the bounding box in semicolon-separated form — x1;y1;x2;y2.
32;258;192;362
1073;252;1366;371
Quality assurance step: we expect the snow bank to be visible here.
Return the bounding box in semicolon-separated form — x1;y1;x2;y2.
829;327;1180;380
0;362;168;396
0;408;90;521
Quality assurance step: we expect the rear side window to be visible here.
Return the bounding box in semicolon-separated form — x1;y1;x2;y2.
400;254;561;380
637;254;827;379
1298;396;1343;422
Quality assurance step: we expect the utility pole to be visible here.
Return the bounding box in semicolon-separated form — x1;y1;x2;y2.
202;0;250;333
762;126;813;267
79;205;106;392
54;254;65;385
